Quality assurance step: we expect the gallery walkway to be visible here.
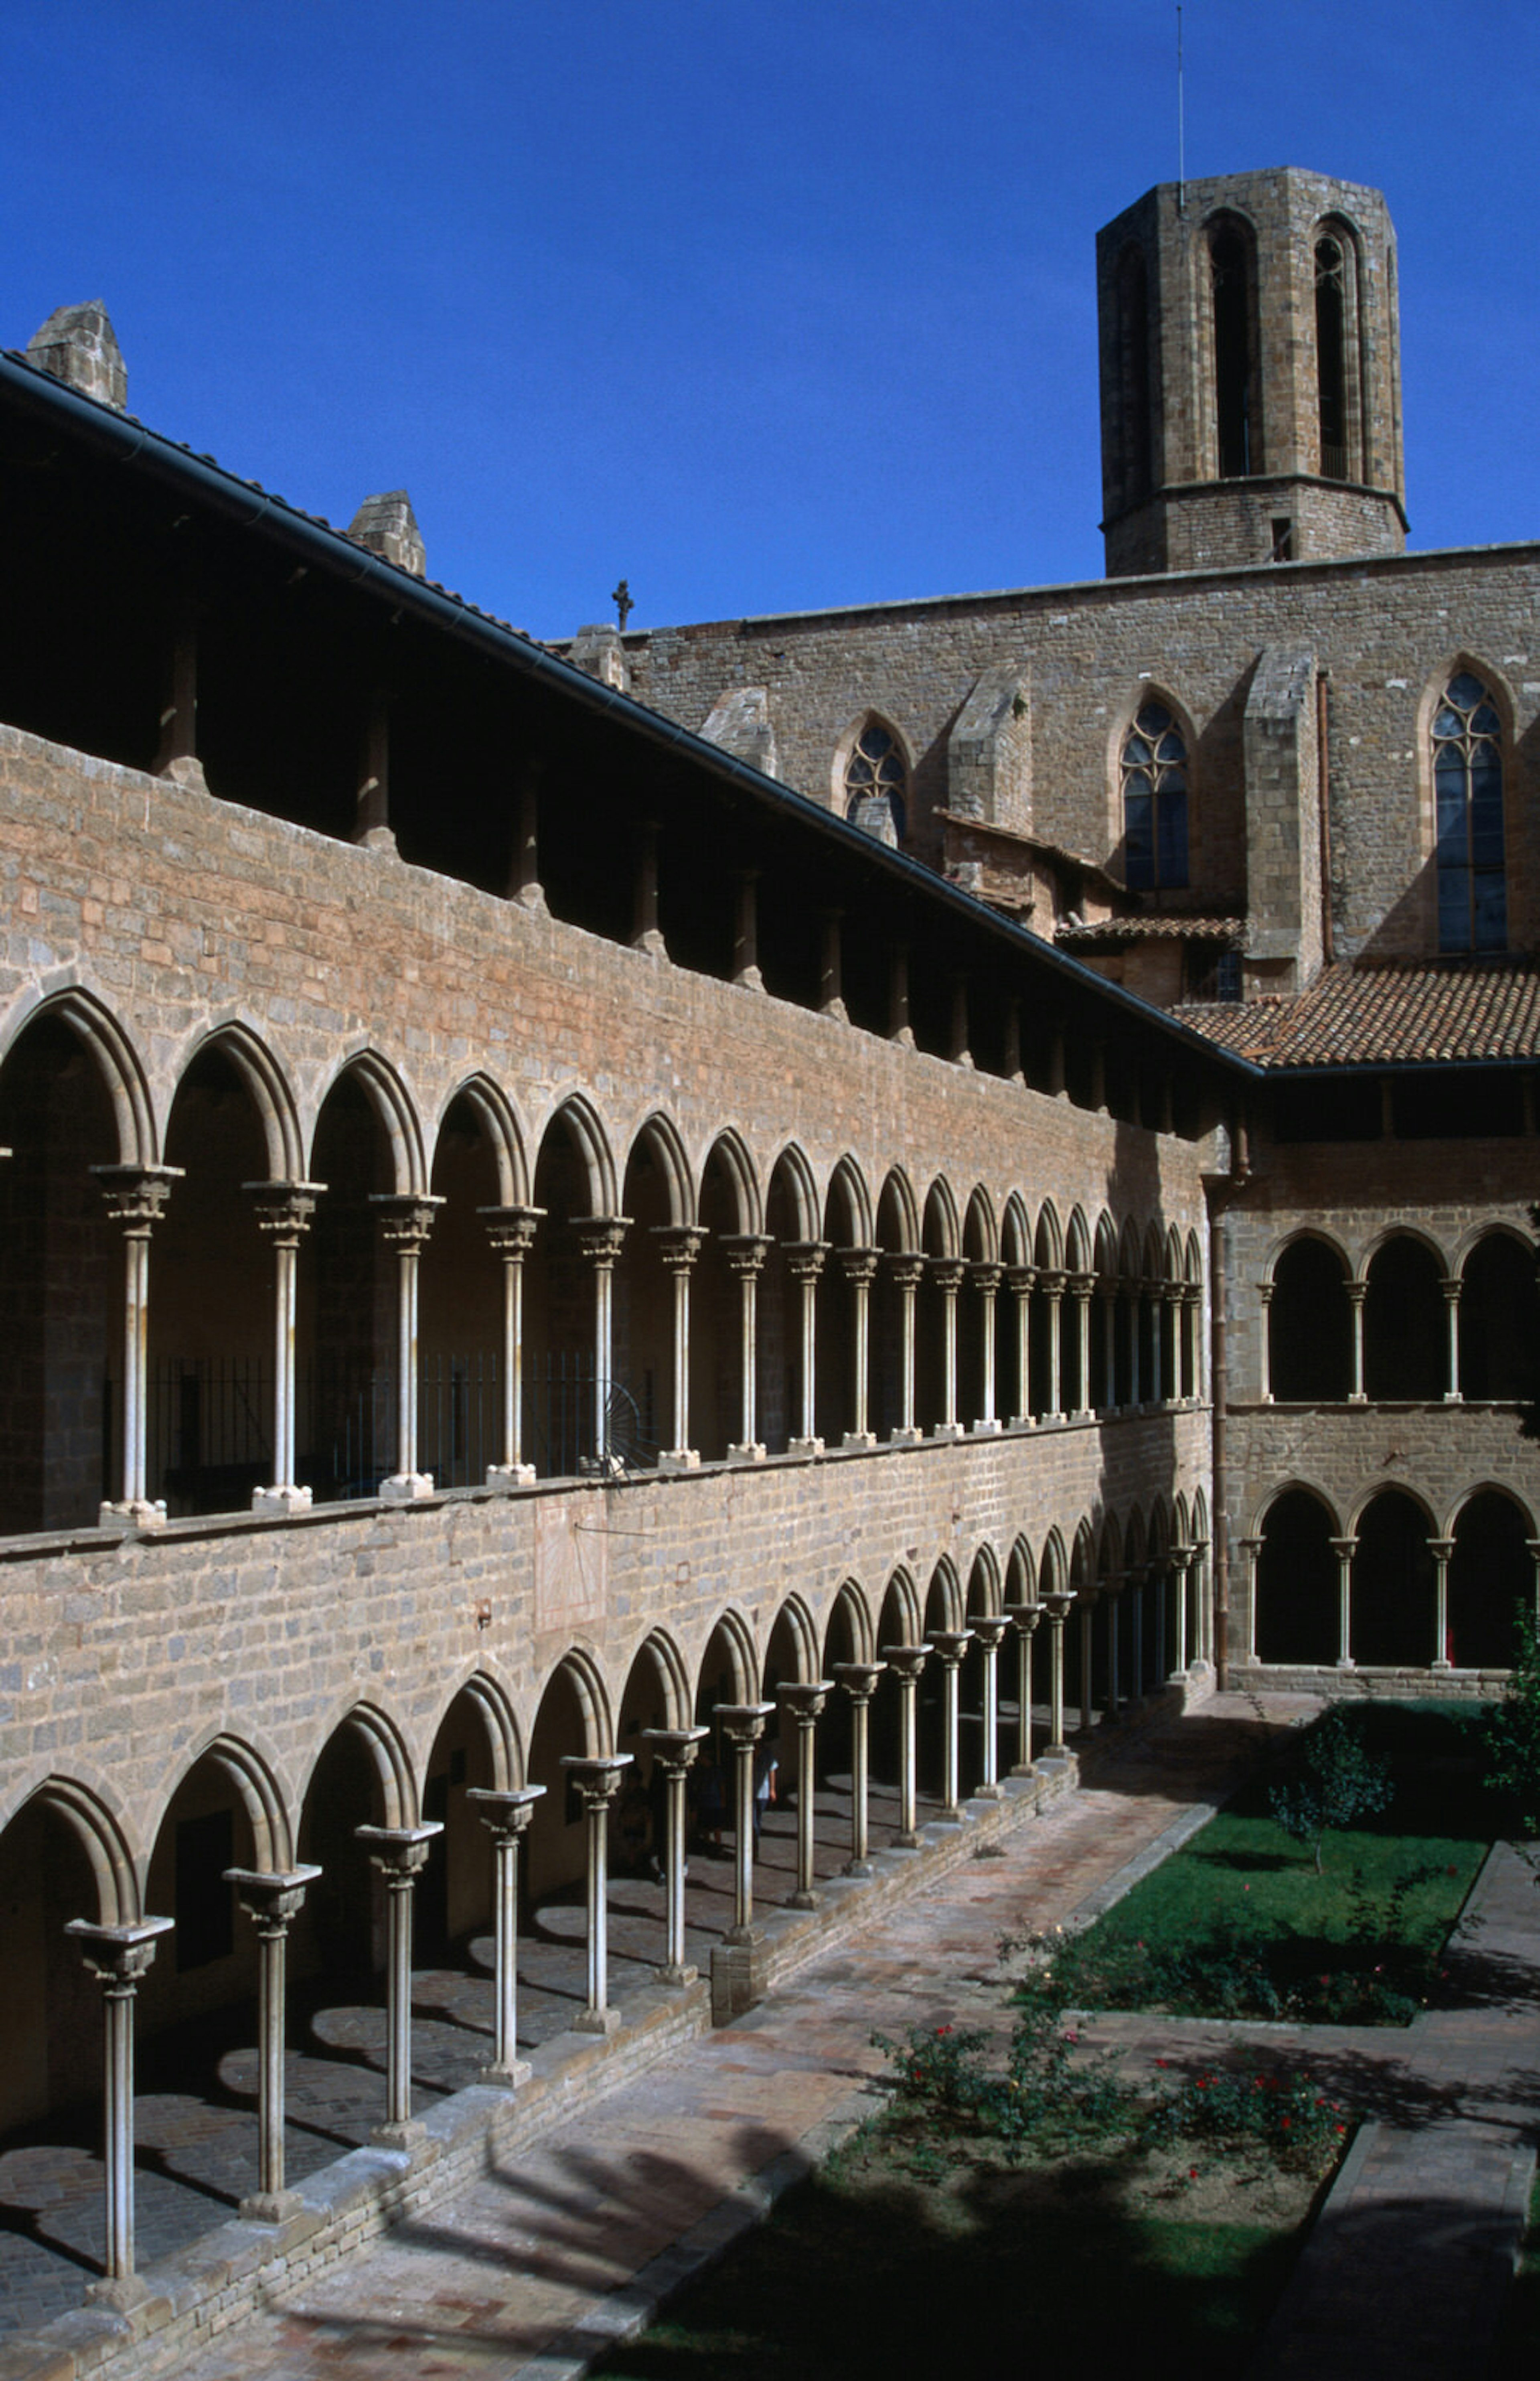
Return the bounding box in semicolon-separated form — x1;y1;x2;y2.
9;1692;1537;2380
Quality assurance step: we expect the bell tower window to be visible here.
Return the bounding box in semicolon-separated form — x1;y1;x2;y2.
1121;702;1189;891
1433;672;1506;952
1315;236;1349;480
1210;221;1257;478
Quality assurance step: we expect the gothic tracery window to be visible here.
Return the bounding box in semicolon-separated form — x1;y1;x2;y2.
1121;700;1188;890
843;720;907;842
1432;670;1506;951
1315;235;1349;480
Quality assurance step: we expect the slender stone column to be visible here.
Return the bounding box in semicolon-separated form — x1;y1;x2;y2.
1154;1561;1168;1679
480;1204;543;1485
839;1247;881;1447
1003;995;1025;1086
1191;1537;1213;1667
1258;1280;1275;1401
632;819;666;955
930;1257;966;1439
225;1865;322;2214
888;942;914;1047
1128;1279;1143;1408
1078;1593;1097;1733
559;1755;632;2030
1233;1539;1260;1666
1070;1273;1094;1419
887;1253;926;1443
1147;1282;1165;1405
971;1261;1003;1431
355;689;391;840
1042;1590;1076;1755
1006;1264;1034;1426
370;1195;445;1498
734;868;764;989
1330;1536;1358;1667
832;1660;885;1874
820;909;847;1020
355;1823;442;2138
969;1614;1009;1796
1348;1282;1368;1403
654;1225;705;1470
883;1645;930;1846
1131;1567;1146;1696
640;1728;708;1981
574;1218;630;1468
1003;1600;1042;1773
65;1916;174;2302
1186;1283;1203;1401
245;1182;324;1513
785;1240;830;1455
1175;1543;1200;1676
509;757;546;911
465;1786;545;2081
1104;1580;1123;1716
92;1164;182;1525
1441;1279;1463;1402
1429;1536;1456;1669
721;1235;771;1459
950;975;973;1068
927;1629;973;1820
1040;1270;1066;1422
714;1705;775;1940
155;606;200;778
777;1681;832;1908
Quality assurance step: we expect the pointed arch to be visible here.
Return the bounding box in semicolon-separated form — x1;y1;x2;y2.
1420;657;1511;954
878;1563;923;1646
10;1775;141;1926
694;1604;759;1708
300;1700;418;1827
962;1184;999;1263
924;1555;964;1633
435;1072;530;1207
764;1592;820;1686
1039;1527;1069;1598
0;985;156;1166
825;1153;874;1247
833;711;911;843
454;1667;527;1789
158;1730;294;1873
1113;686;1194;893
1065;1205;1093;1274
766;1140;820;1241
876;1166;920;1254
312;1049;428;1196
621;1627;692;1731
1033;1201;1064;1271
1001;1192;1031;1269
535;1092;619;1216
698;1128;762;1235
824;1577;875;1666
625;1109;695;1225
966;1540;1003;1618
922;1175;961;1259
177;1020;304;1182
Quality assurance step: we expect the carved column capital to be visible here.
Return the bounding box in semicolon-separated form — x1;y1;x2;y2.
1004;1598;1043;1636
479;1203;544;1260
839;1244;881;1289
466;1784;546;1840
245;1180;325;1243
720;1233;772;1280
882;1642;930;1681
927;1628;974;1669
777;1678;833;1723
559;1753;633;1809
369;1193;444;1252
832;1659;886;1704
712;1701;775;1748
784;1239;831;1284
929;1257;967;1295
886;1252;926;1292
224;1865;322;1932
640;1724;709;1775
971;1261;1003;1297
355;1821;442;1878
652;1223;706;1273
575;1216;631;1270
969;1613;1010;1652
66;1915;174;1986
91;1164;182;1234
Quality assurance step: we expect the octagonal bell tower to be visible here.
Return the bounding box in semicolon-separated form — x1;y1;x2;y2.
1097;167;1407;577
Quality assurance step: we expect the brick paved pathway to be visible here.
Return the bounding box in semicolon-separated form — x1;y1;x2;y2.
113;1695;1312;2379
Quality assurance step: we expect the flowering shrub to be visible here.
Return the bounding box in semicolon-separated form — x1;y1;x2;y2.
1142;2065;1351;2155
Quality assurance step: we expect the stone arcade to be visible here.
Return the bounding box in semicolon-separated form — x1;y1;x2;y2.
1;168;1537;2367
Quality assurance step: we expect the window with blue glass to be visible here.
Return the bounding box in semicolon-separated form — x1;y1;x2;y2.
1121;701;1189;890
1433;671;1506;951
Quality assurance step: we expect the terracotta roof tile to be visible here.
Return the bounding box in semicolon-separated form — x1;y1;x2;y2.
1179;959;1540;1066
1057;915;1243;945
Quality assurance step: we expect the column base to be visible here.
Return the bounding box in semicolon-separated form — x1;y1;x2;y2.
251;1483;313;1515
841;1430;879;1451
974;1780;1004;1800
657;1449;701;1474
788;1888;819;1911
723;1921;764;1948
371;2117;432;2152
1072;1408;1095;1423
1336;1656;1358;1670
727;1442;766;1464
379;1472;436;1501
572;2005;622;2036
888;1426;924;1447
788;1435;824;1458
1008;1760;1037;1779
485;1463;536;1490
658;1961;698;1987
843;1855;875;1878
87;2274;151;2312
632;928;668;958
1431;1657;1454;1673
239;2188;305;2226
734;964;765;992
969;1418;1003;1436
98;1497;166;1529
1007;1415;1034;1432
929;1421;965;1442
895;1829;924;1850
514;880;548;915
940;1803;967;1825
479;2057;532;2087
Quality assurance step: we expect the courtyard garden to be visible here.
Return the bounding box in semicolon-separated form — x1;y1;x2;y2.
594;1700;1512;2379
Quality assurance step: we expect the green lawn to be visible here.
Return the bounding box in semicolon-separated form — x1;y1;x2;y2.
1043;1702;1494;2024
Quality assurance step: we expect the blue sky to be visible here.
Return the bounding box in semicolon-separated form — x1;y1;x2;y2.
4;1;1538;637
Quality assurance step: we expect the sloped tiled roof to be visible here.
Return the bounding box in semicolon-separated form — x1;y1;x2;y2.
1180;959;1540;1066
1057;914;1244;946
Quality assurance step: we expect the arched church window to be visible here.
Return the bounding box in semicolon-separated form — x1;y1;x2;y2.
1120;702;1188;890
1315;236;1349;480
1210;220;1257;477
1433;671;1506;952
843;721;907;843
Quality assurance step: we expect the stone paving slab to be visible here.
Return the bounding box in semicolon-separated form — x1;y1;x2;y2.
116;1697;1305;2380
